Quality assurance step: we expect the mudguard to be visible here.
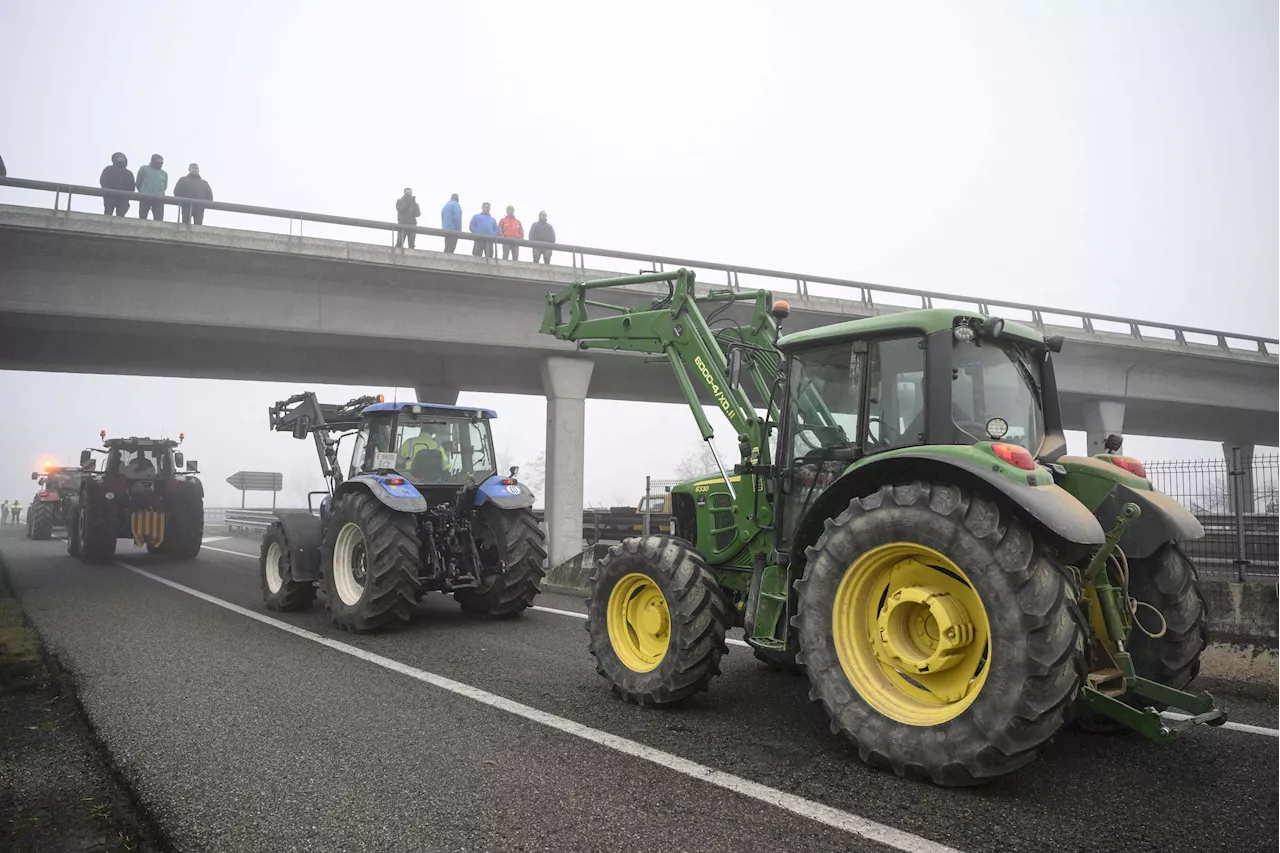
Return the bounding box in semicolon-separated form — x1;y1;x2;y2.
336;475;428;513
1057;456;1204;559
473;476;536;510
792;448;1105;560
271;509;323;582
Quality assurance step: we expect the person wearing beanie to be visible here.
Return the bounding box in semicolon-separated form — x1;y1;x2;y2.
529;210;556;264
99;152;135;216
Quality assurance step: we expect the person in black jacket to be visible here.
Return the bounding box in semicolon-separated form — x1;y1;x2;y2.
529;211;556;264
99;152;134;216
174;163;214;225
395;187;421;249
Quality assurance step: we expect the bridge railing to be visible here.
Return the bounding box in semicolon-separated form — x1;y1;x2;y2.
2;176;1275;357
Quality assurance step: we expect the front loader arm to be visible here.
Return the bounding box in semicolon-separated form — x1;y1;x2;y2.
541;269;769;467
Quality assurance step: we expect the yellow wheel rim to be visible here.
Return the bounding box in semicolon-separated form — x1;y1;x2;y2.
833;542;991;726
607;573;671;672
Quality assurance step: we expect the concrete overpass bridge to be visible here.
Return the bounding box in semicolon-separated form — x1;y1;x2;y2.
1;178;1276;564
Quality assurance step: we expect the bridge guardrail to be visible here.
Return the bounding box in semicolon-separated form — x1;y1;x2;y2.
2;175;1275;358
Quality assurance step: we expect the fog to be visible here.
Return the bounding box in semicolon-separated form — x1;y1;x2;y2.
1;0;1275;508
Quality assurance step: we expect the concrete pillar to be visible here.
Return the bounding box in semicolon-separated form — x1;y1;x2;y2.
541;356;594;569
1083;400;1126;456
1223;443;1256;514
413;384;459;405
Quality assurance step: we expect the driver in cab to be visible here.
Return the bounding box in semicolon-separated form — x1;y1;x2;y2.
397;427;450;481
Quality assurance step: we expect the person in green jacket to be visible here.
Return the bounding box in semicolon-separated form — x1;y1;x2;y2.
136;153;168;220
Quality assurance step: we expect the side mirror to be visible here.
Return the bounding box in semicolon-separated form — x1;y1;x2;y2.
186;460;198;472
1103;434;1124;453
509;465;520;478
727;347;744;391
38;478;46;487
1044;335;1064;353
80;449;93;467
31;472;39;480
174;452;184;468
292;416;311;440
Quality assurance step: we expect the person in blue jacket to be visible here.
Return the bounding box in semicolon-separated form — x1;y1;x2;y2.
441;193;462;253
469;201;498;258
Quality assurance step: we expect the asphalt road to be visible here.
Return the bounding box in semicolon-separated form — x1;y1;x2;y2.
1;524;1276;853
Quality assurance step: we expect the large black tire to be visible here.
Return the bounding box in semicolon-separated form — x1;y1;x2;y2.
79;495;118;564
162;501;204;559
321;492;421;632
66;506;81;557
1125;544;1208;692
261;523;317;611
586;536;731;706
795;482;1086;786
28;502;54;541
455;506;546;617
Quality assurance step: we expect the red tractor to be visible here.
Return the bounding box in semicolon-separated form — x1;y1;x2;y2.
26;464;90;541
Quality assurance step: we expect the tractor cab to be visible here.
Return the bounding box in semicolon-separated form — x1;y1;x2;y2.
91;437;189;481
348;402;499;494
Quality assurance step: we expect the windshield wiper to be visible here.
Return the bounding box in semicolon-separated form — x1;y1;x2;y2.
1011;352;1042;406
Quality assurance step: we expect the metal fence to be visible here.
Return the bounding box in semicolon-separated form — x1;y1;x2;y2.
1146;452;1278;583
2;175;1277;357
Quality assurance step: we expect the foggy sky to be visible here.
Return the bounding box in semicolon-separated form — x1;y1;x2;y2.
1;0;1276;508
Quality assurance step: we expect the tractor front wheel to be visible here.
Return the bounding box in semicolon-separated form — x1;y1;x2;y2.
586;536;730;706
261;523;317;611
796;482;1085;786
455;506;546;617
321;492;421;632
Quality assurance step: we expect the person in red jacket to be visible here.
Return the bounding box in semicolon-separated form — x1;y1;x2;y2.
498;205;524;261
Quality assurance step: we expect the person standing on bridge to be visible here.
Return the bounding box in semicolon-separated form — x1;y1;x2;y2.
395;187;421;249
529;211;556;264
99;152;135;217
441;193;462;253
469;202;498;258
499;205;524;261
174;163;213;225
135;154;168;220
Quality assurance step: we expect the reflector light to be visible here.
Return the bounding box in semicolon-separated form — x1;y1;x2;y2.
1109;456;1147;478
501;479;516;485
991;442;1036;471
384;477;405;486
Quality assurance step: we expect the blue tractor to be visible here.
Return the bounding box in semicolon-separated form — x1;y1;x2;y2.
264;392;545;632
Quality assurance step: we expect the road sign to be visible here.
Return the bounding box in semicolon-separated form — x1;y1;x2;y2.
226;471;283;491
226;471;283;509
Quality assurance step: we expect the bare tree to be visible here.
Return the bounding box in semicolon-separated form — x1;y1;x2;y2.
673;441;725;481
519;451;546;503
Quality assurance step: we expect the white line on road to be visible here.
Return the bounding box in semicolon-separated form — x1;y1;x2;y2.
201;544;257;559
116;560;960;853
532;604;751;648
201;536;232;544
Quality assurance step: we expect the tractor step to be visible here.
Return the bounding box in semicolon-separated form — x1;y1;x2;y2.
447;574;480;590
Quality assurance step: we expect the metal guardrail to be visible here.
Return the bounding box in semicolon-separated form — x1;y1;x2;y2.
2;175;1275;357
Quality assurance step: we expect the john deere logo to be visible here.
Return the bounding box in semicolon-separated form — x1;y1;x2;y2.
694;355;736;421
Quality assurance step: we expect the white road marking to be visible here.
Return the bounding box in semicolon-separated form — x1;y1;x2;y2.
201;536;232;543
1162;712;1279;738
116;560;960;853
187;546;1280;735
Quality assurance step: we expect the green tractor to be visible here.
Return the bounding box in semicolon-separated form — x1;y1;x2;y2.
541;268;1220;785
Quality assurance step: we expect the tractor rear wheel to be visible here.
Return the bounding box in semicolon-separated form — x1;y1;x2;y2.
29;502;54;540
455;506;546;617
321;492;421;632
586;535;731;706
261;523;317;611
162;501;204;559
79;496;118;564
66;507;81;557
1125;544;1208;693
795;482;1085;786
